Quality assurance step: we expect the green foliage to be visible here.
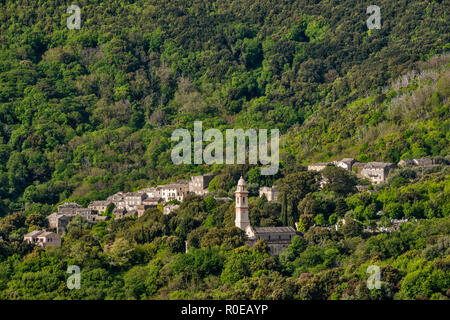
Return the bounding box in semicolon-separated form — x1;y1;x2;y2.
0;0;448;301
321;166;358;195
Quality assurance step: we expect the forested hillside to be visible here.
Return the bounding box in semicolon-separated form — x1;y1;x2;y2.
0;0;448;213
0;0;449;300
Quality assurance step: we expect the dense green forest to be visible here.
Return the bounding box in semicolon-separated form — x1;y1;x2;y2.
0;0;449;300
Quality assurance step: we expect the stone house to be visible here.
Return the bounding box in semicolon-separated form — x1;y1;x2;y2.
124;192;147;211
351;162;366;177
107;192;124;202
259;186;279;202
361;162;396;184
48;205;107;233
88;200;113;214
139;187;161;199
124;211;138;218
114;199;126;210
307;163;329;172
334;158;356;171
142;197;163;206
47;212;64;229
24;230;61;247
113;208;127;220
75;208;103;223
413;158;435;167
46;213;73;234
163;204;180;215
114;209;138;219
107;192;126;209
159;180;190;202
246;227;297;255
398;159;416;167
57;202;82;215
93;215;107;223
189;174;215;195
398;158;435;167
137;204;156;217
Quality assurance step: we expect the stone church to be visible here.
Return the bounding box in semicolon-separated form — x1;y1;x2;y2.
235;176;297;255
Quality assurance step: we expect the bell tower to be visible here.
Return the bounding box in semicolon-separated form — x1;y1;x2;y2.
235;176;250;230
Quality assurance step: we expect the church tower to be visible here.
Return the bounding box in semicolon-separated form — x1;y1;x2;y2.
235;176;250;230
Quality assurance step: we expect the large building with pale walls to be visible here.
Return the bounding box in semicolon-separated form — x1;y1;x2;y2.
88;200;113;214
123;192;147;211
139;187;161;199
163;204;180;215
361;162;396;184
189;174;215;195
307;163;329;172
57;202;82;215
46;213;73;234
137;204;156;218
235;177;297;255
24;230;61;247
334;158;356;171
259;186;279;202
159;180;190;202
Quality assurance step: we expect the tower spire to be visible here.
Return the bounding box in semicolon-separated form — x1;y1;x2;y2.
235;176;250;230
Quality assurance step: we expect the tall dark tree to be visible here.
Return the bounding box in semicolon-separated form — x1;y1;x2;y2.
280;192;288;226
321;166;358;195
335;197;348;217
278;171;320;223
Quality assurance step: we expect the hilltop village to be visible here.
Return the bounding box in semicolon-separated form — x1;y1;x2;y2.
24;156;442;254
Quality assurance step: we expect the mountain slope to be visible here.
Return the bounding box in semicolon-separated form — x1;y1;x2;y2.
0;0;448;213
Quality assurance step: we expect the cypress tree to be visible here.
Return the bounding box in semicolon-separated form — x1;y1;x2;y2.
281;192;288;225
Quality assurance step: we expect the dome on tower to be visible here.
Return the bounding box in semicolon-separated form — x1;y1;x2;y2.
237;176;246;186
